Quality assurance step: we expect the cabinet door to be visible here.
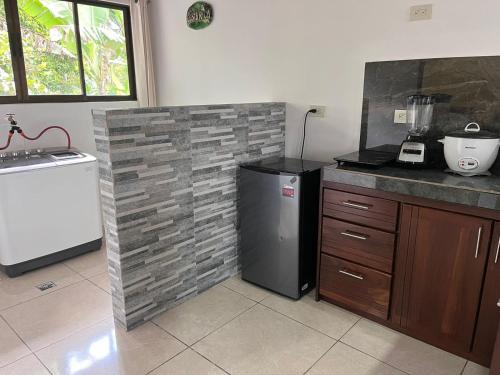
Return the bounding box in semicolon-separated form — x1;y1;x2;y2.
473;222;500;366
491;323;500;375
401;206;491;354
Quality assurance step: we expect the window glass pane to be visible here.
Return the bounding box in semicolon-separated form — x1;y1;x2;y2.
18;0;81;95
0;0;16;96
78;4;130;96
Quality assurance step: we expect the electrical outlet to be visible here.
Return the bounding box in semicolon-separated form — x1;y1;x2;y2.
309;105;325;118
394;109;407;124
410;4;432;21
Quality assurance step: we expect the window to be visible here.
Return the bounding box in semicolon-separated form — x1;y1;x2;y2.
0;0;135;103
0;1;15;96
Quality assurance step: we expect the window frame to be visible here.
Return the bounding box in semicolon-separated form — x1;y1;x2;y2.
1;0;137;104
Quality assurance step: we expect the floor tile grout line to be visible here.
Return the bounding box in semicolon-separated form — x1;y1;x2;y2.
0;314;34;368
339;319;467;375
256;300;346;342
0;277;104;314
86;275;112;295
230;306;407;375
60;262;84;277
190;345;232;374
255;300;412;375
460;361;468;375
0;271;109;370
32;350;55;375
219;283;268;303
32;315;113;354
0;353;33;370
221;281;364;342
143;346;189;375
150;316;238;375
150;320;191;347
0;276;86;313
188;301;259;347
302;340;338;375
336;316;362;342
83;270;109;280
339;341;411;375
147;321;232;375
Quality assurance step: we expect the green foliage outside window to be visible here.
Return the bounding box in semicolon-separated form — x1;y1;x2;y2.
0;1;15;96
78;3;130;96
20;0;81;95
0;0;132;98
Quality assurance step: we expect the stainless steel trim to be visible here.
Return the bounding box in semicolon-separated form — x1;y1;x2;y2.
340;231;368;241
495;236;500;264
475;227;482;259
341;201;370;210
339;269;364;280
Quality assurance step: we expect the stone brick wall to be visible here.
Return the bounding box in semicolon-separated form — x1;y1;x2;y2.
92;102;285;329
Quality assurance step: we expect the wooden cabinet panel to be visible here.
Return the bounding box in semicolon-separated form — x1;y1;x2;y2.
401;206;492;354
319;254;391;320
491;323;500;375
473;222;500;366
323;189;398;232
390;203;414;327
322;217;395;273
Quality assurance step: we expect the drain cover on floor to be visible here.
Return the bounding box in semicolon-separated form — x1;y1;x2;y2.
36;281;56;291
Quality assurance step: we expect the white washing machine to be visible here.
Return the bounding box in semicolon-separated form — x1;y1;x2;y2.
0;148;103;277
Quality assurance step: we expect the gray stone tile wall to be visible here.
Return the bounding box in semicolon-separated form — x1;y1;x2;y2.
92;102;285;329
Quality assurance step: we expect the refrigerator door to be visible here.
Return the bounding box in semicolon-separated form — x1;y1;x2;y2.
240;167;301;298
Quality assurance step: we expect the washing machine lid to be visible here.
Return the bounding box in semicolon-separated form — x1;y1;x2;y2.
0;149;95;175
0;154;56;173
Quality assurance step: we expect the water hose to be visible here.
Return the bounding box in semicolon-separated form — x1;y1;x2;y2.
20;126;71;149
0;132;13;151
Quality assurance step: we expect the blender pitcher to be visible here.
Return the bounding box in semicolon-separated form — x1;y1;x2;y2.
397;94;435;166
406;95;435;136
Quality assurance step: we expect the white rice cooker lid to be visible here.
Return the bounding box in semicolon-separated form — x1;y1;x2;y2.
447;122;499;139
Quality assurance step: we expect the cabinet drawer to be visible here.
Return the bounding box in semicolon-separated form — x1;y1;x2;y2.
322;217;395;273
323;189;398;232
319;254;391;320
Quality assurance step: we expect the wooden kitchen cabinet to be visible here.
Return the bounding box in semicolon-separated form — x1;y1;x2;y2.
398;205;491;354
472;222;500;366
319;254;391;319
321;217;395;273
491;323;500;375
318;188;398;321
317;182;500;366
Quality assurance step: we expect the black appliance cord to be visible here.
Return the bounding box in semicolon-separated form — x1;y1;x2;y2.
300;109;316;159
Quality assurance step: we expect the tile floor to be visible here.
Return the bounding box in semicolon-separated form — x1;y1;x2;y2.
0;246;492;375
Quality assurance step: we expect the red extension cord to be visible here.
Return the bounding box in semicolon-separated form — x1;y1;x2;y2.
0;126;71;151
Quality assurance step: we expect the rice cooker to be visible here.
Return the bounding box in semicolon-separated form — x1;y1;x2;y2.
438;122;500;176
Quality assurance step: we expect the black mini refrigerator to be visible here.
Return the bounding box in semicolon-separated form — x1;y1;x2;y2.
239;157;327;299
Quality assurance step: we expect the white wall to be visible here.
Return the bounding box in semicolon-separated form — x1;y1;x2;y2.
150;0;500;162
0;102;136;154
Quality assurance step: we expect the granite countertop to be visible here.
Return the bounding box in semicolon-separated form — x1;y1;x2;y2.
323;163;500;210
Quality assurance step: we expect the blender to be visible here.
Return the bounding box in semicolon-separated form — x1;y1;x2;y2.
397;94;435;166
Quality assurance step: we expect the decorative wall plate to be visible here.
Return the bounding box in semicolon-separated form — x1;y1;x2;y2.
187;2;213;30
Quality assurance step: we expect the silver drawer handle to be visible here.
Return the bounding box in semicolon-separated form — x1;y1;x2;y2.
497;299;500;308
340;231;368;241
341;201;370;210
495;236;500;264
475;227;482;259
339;269;364;280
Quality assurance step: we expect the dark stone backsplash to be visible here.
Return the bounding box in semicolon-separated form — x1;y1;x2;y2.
360;56;500;173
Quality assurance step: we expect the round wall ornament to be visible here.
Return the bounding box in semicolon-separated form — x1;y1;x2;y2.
187;2;213;30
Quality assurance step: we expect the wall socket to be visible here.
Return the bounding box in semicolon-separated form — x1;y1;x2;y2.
394;109;407;124
309;105;326;118
410;4;433;21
